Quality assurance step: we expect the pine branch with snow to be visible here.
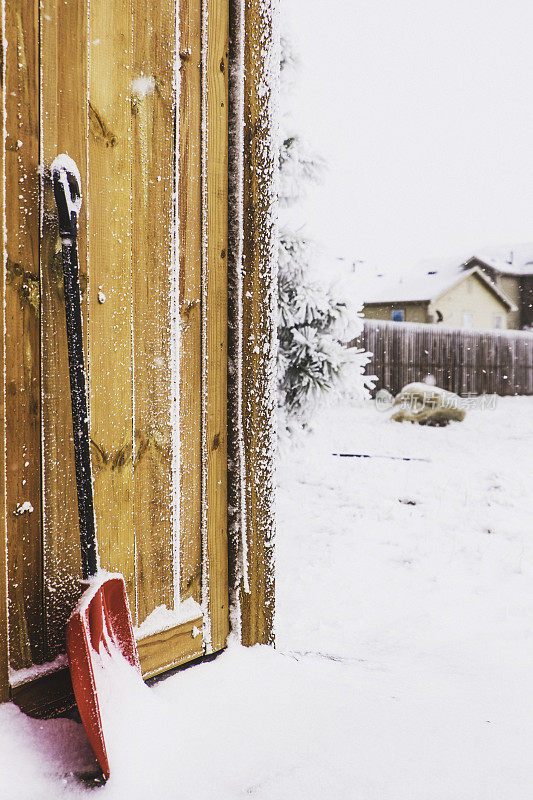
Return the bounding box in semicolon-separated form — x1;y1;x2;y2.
279;136;324;208
277;228;370;433
277;41;371;437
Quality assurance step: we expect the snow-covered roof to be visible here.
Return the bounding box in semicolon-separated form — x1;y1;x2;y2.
466;243;533;276
357;241;533;310
361;264;517;311
360;260;460;304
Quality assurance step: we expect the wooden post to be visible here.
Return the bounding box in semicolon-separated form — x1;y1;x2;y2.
0;10;9;700
238;0;278;646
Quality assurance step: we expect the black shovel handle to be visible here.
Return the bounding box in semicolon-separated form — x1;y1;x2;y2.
52;156;98;580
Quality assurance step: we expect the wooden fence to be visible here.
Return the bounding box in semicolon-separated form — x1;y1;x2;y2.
351;319;533;397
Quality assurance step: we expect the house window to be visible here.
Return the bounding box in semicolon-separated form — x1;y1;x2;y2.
462;311;474;328
391;309;405;322
493;314;503;329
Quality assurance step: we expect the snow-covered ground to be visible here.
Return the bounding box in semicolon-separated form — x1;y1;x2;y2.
2;396;532;799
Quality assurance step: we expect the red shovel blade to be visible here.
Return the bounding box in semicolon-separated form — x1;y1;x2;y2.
66;574;141;779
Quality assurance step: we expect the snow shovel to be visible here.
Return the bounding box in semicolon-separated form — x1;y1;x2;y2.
51;155;141;780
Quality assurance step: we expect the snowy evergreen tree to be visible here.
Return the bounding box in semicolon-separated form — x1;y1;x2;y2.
277;41;371;436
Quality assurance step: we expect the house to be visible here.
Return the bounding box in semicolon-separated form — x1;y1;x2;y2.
458;253;533;329
0;0;277;715
362;265;517;330
361;248;533;330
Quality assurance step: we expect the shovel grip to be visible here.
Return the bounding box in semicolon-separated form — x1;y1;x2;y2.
52;156;98;579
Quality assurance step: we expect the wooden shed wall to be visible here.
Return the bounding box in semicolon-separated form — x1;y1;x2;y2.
0;0;233;709
0;0;278;714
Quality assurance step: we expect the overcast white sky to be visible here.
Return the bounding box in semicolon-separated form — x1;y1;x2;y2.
283;0;533;273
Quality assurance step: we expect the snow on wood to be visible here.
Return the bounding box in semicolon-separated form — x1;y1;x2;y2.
134;598;202;640
13;501;34;516
130;75;155;100
8;654;68;689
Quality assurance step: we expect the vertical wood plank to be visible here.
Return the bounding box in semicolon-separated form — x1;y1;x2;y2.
88;0;135;609
5;0;43;669
204;0;229;651
226;0;246;632
240;0;278;646
131;0;176;622
179;0;203;607
40;0;88;660
0;9;9;699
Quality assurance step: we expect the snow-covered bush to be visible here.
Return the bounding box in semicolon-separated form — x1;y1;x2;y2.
277;228;371;434
391;382;466;426
277;40;371;437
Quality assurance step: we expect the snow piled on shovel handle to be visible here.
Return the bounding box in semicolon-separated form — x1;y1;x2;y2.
50;153;83;217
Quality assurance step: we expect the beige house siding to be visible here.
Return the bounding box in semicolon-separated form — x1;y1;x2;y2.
487;274;521;329
428;273;509;329
363;301;428;323
466;262;522;329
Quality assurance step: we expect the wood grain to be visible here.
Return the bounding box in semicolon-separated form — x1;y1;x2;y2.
138;617;204;679
131;0;176;625
178;0;203;605
88;0;136;611
40;0;88;661
5;0;43;668
204;0;229;652
0;9;8;701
